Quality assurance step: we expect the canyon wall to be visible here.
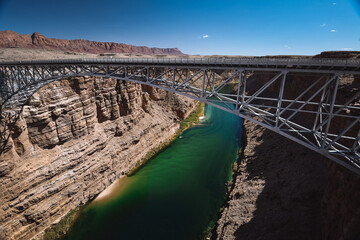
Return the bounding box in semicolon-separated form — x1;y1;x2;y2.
0;31;184;55
0;76;195;240
216;120;360;240
216;119;328;240
216;70;360;239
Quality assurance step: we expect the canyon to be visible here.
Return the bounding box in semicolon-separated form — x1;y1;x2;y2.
0;45;360;240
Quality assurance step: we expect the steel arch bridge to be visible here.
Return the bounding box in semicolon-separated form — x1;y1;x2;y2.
0;57;360;174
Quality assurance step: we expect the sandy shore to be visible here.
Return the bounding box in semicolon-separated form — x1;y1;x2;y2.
94;179;122;202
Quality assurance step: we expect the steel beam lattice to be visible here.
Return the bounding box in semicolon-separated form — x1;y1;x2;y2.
0;57;359;174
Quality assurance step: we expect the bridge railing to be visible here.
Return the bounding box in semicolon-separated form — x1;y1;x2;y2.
1;57;360;68
79;57;360;67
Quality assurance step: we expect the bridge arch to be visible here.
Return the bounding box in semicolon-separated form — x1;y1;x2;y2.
0;58;359;174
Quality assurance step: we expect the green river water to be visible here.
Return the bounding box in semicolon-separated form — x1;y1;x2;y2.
64;103;243;240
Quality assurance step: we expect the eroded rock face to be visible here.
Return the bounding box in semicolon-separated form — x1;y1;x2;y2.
0;30;184;55
216;120;328;240
321;162;360;240
0;76;195;240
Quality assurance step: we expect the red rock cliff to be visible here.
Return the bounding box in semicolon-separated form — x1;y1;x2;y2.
0;30;184;55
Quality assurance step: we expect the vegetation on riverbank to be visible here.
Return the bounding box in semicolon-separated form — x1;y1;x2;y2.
42;207;80;240
127;102;205;176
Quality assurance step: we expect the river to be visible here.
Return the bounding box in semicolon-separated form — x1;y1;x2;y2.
64;103;243;240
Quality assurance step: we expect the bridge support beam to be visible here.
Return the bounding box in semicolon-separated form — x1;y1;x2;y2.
0;58;359;174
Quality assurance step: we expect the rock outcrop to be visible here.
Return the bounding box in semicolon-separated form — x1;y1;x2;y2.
0;76;195;240
0;31;184;55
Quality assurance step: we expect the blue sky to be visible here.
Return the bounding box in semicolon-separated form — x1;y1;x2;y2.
0;0;359;55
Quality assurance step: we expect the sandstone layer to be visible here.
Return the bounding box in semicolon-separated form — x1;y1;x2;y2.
0;31;184;55
0;76;195;240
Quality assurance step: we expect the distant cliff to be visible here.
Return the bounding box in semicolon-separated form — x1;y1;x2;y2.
0;30;184;55
314;51;360;59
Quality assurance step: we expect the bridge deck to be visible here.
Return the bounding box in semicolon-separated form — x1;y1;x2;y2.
1;57;360;73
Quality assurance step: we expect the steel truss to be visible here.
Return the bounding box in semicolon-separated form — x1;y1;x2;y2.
0;58;359;174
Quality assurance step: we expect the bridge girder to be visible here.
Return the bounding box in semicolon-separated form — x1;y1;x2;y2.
0;58;359;175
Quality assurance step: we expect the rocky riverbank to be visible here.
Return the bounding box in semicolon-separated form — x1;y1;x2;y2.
216;120;328;239
0;76;196;240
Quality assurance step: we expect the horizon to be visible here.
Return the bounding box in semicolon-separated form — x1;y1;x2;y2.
0;0;360;56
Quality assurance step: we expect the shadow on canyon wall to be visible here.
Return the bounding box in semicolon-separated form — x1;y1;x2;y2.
231;67;360;240
234;125;328;240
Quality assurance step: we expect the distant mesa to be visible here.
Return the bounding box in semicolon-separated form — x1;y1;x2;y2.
0;30;184;55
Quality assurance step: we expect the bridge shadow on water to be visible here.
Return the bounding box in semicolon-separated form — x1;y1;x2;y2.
232;123;328;240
